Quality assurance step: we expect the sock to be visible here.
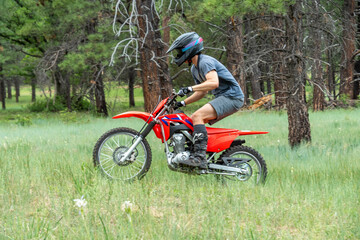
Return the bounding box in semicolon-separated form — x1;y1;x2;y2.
193;124;207;134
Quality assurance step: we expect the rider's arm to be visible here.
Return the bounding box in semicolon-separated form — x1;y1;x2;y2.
191;70;219;92
184;91;207;105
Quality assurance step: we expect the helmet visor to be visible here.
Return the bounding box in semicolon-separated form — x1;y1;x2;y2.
176;48;183;59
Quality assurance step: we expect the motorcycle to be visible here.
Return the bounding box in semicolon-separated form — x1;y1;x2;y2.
93;90;268;184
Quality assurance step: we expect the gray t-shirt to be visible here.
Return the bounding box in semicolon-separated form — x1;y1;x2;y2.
191;54;244;99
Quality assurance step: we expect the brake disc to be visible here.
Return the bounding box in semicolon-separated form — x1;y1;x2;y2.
113;146;138;166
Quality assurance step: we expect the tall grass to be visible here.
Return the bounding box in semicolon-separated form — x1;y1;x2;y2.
0;108;359;239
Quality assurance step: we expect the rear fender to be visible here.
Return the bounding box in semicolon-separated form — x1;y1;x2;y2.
112;111;163;139
207;128;268;153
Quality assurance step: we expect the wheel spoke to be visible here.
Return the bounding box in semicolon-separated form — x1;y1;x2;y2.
221;149;264;184
95;129;151;181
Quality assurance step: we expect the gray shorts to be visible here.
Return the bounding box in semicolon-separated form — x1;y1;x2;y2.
208;96;244;125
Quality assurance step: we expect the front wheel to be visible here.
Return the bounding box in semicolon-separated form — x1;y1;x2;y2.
217;145;267;184
93;127;152;181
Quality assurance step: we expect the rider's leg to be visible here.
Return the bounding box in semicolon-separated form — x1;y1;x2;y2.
191;103;217;125
178;104;217;168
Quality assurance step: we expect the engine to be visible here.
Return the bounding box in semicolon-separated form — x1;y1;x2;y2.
170;133;190;164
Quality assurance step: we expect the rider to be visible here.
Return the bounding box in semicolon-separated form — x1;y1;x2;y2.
166;32;244;168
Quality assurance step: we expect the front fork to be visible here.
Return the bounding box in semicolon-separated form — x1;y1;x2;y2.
118;120;156;163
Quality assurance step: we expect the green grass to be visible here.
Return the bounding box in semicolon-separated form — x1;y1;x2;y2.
0;105;359;239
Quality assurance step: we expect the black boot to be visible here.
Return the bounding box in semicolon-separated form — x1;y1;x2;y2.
178;124;208;168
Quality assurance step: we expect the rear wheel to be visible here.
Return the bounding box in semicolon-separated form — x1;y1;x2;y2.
93;128;152;181
217;145;267;184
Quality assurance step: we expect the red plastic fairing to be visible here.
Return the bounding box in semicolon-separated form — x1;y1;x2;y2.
158;113;194;141
153;98;169;116
112;111;163;139
206;127;268;152
112;111;152;122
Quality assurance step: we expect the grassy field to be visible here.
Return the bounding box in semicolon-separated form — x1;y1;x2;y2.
0;87;359;239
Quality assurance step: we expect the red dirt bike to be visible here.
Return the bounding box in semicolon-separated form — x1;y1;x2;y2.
93;90;268;184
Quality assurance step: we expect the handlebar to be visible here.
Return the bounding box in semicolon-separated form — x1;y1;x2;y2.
165;89;184;110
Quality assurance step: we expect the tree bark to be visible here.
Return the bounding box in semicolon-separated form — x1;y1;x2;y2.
245;16;262;100
157;15;172;99
54;68;71;110
6;79;12;99
15;78;20;102
136;0;171;112
326;47;336;100
340;0;356;99
94;65;108;116
0;79;5;110
249;65;262;100
272;15;287;109
128;66;135;107
31;77;36;102
354;61;360;98
0;64;6;109
64;73;72;111
311;0;324;111
285;0;311;147
227;16;247;104
354;1;360;98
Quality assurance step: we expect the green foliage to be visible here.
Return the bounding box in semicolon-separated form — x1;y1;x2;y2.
27;96;92;112
27;98;65;112
339;93;350;106
198;0;287;21
71;97;93;112
59;111;83;124
14;114;32;126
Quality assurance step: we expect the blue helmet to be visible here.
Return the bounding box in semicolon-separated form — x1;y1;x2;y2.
166;32;204;66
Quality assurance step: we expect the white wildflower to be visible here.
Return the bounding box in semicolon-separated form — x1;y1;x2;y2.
74;195;87;208
121;201;134;213
74;195;87;215
121;200;137;222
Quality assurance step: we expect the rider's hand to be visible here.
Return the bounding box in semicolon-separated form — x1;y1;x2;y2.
174;101;186;110
178;87;193;97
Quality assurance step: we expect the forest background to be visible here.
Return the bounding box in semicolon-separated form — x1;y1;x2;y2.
0;0;359;145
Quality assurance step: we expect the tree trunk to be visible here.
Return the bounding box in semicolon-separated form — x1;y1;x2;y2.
157;15;172;99
128;66;135;107
272;15;287;109
249;65;262;100
340;0;356;99
285;0;311;147
227;16;247;104
354;1;360;99
266;78;271;95
260;63;271;95
0;65;5;109
15;78;20;102
245;16;262;100
136;0;170;112
54;68;71;110
0;80;5;109
31;77;36;102
354;61;360;98
63;73;71;111
94;65;108;116
6;79;12;99
311;0;324;111
326;47;336;100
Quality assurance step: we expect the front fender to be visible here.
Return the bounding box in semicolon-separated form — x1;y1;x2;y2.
112;111;152;122
112;111;163;140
